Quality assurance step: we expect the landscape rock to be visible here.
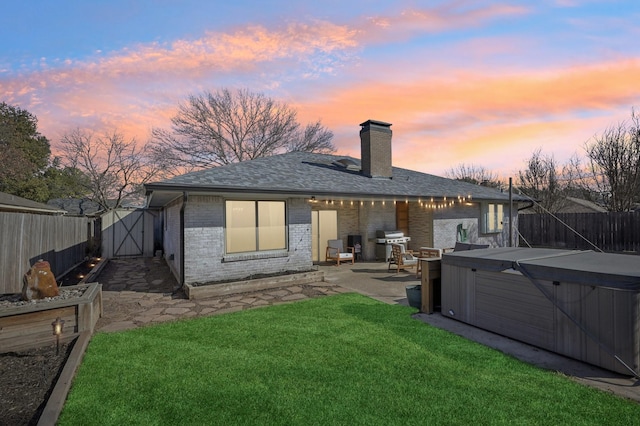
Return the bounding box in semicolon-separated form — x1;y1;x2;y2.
21;259;59;301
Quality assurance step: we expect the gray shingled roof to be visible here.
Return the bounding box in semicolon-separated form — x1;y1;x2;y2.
145;152;523;207
0;191;66;214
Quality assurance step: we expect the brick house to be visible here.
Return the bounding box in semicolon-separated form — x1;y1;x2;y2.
144;120;524;286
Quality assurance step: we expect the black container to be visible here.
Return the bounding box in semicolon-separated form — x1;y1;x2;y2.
347;235;362;261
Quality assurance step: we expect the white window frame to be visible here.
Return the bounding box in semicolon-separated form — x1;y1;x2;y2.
225;200;287;254
481;202;504;234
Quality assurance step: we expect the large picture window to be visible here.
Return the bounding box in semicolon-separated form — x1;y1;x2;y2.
481;203;504;234
225;201;286;253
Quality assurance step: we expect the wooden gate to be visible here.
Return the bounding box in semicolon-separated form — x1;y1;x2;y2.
101;209;155;258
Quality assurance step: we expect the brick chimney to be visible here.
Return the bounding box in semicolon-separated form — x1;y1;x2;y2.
359;119;392;179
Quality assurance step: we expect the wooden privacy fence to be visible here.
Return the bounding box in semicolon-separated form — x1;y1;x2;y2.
0;212;89;294
518;211;640;253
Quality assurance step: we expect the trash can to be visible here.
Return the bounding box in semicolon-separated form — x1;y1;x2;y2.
405;285;421;309
348;235;362;261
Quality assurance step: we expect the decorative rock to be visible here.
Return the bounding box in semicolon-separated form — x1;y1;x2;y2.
21;260;59;301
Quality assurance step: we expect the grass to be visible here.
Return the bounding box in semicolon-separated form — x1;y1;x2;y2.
59;293;640;425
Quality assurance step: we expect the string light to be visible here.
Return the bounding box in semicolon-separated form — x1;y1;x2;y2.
307;195;474;209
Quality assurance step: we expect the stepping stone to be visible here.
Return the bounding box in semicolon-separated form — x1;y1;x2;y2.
287;286;303;293
132;316;155;323
265;290;289;297
240;298;257;304
281;293;307;301
214;306;244;315
307;282;332;287
251;300;270;307
152;315;176;322
200;308;218;315
107;284;127;291
199;300;225;306
256;294;274;300
144;307;165;315
138;299;157;307
130;285;150;291
174;302;197;308
164;307;191;315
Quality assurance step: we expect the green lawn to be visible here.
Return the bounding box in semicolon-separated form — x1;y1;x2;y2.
59;293;640;425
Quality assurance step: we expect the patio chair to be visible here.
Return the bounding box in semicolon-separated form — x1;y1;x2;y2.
326;239;355;266
388;243;418;273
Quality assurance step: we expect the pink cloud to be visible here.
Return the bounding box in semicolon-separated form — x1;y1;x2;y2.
294;59;640;175
1;20;361;145
356;3;530;44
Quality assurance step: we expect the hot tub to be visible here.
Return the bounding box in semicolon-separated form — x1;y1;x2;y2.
441;247;640;376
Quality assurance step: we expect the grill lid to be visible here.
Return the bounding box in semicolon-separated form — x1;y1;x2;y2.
376;230;404;239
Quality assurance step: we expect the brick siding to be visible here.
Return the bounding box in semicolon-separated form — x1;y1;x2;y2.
182;196;312;284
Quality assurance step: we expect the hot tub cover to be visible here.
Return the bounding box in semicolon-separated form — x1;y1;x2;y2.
442;247;640;291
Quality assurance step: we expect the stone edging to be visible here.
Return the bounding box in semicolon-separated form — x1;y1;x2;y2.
184;271;324;299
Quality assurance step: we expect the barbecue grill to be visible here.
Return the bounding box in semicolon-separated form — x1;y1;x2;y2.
375;230;411;261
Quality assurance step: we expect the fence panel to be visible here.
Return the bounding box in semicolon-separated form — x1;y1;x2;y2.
0;212;88;294
518;211;640;253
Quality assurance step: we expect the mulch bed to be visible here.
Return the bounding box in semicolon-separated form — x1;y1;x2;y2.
0;341;74;425
0;261;91;425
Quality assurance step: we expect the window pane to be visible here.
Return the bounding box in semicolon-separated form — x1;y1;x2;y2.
226;201;256;253
484;203;504;233
258;201;286;250
490;204;497;231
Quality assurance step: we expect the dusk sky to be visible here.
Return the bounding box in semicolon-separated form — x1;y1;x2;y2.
1;1;639;178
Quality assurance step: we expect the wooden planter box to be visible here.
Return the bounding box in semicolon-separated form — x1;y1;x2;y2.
185;271;324;300
0;283;102;353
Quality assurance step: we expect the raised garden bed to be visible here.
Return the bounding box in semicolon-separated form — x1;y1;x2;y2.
185;270;324;300
0;283;102;353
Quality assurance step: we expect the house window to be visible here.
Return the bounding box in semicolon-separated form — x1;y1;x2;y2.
481;203;504;234
225;201;286;253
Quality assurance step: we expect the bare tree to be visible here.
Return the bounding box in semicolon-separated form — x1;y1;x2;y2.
60;128;161;210
149;88;334;175
580;108;640;211
286;120;334;153
517;149;569;213
445;163;502;188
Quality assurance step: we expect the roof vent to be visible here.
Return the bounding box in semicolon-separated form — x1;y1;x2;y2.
333;158;361;171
